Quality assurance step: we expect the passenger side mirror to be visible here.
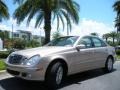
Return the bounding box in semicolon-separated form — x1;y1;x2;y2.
76;44;86;50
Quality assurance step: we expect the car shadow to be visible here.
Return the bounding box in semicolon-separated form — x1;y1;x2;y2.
60;69;116;89
0;69;116;90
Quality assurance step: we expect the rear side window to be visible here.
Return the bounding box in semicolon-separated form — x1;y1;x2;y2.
92;37;106;47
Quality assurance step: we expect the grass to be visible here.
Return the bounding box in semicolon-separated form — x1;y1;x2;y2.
0;59;6;70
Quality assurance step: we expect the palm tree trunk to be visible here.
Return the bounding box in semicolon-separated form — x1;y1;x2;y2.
44;11;51;44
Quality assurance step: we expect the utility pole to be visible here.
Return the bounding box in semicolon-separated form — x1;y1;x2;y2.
12;24;14;49
40;27;42;46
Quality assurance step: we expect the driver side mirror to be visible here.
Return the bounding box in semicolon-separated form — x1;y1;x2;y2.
75;44;86;50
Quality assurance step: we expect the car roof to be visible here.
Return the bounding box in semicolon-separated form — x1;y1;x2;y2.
60;35;100;41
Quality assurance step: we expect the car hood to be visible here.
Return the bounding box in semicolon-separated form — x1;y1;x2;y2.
11;46;73;58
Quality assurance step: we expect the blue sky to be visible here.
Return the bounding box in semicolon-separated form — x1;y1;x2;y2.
0;0;117;36
78;0;116;24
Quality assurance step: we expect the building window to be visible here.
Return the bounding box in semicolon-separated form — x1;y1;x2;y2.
14;33;19;37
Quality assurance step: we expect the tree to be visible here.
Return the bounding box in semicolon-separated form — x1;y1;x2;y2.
13;0;80;44
0;30;10;48
113;1;120;32
109;31;118;46
52;31;62;40
103;33;110;42
0;0;9;22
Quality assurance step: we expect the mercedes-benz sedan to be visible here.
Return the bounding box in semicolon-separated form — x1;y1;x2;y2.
5;36;116;88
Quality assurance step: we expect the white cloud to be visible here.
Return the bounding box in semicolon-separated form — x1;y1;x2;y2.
0;18;115;38
68;19;115;37
0;23;11;30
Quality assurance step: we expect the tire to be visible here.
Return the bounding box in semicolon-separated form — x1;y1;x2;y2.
45;62;64;89
103;57;113;73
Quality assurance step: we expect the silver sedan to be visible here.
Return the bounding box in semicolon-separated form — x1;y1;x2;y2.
5;36;116;89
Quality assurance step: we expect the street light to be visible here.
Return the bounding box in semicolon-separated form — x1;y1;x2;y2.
39;27;42;45
10;18;16;49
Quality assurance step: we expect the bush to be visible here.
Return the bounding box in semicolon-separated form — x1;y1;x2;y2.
116;50;120;55
26;40;40;48
13;39;26;50
0;51;10;58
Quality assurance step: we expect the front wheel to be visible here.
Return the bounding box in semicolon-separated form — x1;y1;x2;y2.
45;62;64;89
103;57;113;73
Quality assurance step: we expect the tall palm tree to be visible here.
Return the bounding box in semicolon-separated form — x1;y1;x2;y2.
113;0;120;32
13;0;80;44
0;0;9;22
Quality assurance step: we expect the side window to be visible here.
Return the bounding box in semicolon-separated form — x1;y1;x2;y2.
78;37;92;48
92;38;102;47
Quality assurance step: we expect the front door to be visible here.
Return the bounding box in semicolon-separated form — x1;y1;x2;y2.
70;37;95;74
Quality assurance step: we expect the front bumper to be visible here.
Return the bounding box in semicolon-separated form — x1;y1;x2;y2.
6;64;45;81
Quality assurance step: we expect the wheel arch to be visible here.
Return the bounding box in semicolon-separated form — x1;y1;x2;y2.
45;58;68;79
107;55;114;63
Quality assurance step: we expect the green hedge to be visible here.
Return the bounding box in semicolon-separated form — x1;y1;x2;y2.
116;50;120;55
0;51;10;59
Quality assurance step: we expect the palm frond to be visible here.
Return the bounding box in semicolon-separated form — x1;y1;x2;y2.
35;13;44;28
0;0;9;21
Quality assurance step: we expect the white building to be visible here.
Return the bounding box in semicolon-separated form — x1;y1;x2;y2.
9;30;32;41
0;38;3;50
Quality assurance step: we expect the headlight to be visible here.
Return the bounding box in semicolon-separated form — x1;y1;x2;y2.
23;55;41;66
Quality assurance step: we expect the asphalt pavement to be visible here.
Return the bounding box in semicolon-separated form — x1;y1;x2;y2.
0;61;120;90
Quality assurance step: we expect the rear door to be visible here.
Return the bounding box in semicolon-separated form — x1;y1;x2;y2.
91;37;108;68
71;37;95;73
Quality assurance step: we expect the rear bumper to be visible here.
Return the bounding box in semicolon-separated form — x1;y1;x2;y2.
6;64;45;81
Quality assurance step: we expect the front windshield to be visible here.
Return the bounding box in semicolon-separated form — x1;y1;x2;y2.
46;36;79;46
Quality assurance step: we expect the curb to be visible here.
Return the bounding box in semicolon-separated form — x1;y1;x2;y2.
0;70;6;74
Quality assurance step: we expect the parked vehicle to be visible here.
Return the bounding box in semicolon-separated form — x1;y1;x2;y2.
5;36;116;88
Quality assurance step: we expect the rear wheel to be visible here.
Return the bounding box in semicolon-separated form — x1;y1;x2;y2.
45;62;65;89
103;57;113;73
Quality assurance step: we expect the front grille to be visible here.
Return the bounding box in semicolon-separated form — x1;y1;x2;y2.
7;69;20;76
8;54;27;65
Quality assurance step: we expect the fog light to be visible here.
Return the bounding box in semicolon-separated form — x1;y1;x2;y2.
22;73;27;77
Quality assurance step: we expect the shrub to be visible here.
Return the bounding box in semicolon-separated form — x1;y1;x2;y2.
13;39;26;50
116;50;120;55
26;40;40;48
0;51;10;59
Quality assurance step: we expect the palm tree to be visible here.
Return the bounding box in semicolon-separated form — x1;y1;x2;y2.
109;31;118;45
52;31;62;40
113;0;120;32
13;0;80;44
0;0;9;22
102;33;110;42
